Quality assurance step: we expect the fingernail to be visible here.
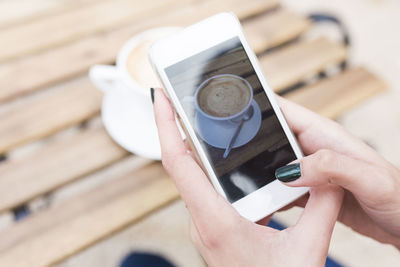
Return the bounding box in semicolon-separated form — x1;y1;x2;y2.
150;88;155;104
275;163;301;182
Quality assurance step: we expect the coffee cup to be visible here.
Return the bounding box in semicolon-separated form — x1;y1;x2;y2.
89;27;181;160
183;74;253;123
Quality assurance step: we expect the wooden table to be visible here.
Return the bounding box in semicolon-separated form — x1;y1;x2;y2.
0;0;386;266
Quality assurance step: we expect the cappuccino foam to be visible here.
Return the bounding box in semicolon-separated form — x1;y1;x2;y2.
126;40;162;88
197;76;251;118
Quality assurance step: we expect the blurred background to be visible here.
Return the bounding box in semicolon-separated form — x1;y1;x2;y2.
0;0;399;266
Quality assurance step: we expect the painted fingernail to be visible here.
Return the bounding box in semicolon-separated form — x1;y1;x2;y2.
275;163;301;182
150;88;155;104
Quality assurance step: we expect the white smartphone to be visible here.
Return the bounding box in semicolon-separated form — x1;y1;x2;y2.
149;12;308;222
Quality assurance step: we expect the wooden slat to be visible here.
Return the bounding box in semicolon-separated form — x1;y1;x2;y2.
286;67;387;118
0;0;107;29
0;0;279;63
0;162;179;267
0;126;128;214
0;1;287;104
262;37;347;92
244;9;311;53
0;156;153;251
0;38;346;154
0;68;386;266
0;0;194;62
0;78;102;154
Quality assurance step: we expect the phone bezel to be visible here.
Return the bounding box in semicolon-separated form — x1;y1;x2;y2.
149;12;308;222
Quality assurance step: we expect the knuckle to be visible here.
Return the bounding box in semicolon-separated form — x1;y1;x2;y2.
197;222;231;250
200;231;221;250
376;168;399;199
313;149;336;174
198;215;242;250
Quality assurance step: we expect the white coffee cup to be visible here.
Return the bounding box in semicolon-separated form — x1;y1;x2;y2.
89;27;181;160
183;74;254;123
196;74;253;121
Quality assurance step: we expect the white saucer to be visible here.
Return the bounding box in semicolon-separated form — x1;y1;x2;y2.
101;87;161;160
195;99;262;149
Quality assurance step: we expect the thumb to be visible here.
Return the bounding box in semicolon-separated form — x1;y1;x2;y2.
275;149;395;203
292;185;343;262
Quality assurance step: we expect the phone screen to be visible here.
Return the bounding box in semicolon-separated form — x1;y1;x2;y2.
165;37;297;203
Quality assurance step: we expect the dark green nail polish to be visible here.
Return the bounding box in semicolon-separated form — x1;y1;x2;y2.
275;163;301;182
150;88;155;104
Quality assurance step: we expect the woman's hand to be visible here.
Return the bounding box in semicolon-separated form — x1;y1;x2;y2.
153;88;343;267
276;96;400;249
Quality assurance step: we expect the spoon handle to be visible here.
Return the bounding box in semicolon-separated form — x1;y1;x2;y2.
223;120;245;159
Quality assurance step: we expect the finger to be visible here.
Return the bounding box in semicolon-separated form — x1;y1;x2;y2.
278;149;396;203
154;88;218;204
277;194;308;211
277;96;386;166
153;88;236;225
293;186;343;256
153;88;187;157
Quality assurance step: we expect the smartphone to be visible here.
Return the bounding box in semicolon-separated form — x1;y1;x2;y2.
149;12;308;222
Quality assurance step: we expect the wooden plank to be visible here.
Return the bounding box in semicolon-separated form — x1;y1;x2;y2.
0;78;102;154
286;67;387;118
0;0;108;29
262;37;347;92
0;0;285;103
0;38;347;154
0;0;278;63
0;162;179;267
0;126;128;214
0;0;193;62
244;9;311;53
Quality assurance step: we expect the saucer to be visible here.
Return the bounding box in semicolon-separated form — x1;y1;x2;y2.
195;99;262;149
101;86;161;160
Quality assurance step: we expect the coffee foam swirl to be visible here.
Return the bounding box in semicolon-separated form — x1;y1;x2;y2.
197;76;251;118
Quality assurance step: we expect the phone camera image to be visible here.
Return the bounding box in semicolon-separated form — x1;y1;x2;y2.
165;37;296;203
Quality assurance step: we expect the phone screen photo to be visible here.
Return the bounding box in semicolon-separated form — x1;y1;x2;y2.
165;37;297;203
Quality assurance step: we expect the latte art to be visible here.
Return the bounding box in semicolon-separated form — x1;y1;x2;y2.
197;76;252;117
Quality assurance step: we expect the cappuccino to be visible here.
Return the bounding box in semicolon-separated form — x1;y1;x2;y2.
197;75;252;118
126;40;162;89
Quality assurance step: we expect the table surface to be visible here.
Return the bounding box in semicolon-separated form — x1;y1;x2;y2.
0;0;386;266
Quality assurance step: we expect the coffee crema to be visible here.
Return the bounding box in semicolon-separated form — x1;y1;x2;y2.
197;76;252;118
126;40;162;89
